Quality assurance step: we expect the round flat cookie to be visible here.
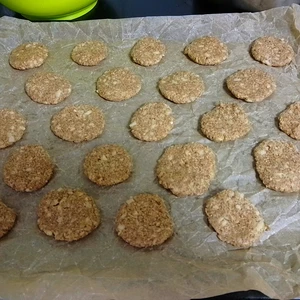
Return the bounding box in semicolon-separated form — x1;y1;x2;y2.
251;36;294;67
130;37;166;66
9;42;48;70
51;105;105;143
278;102;300;140
84;144;133;186
0;109;26;149
205;190;266;248
0;200;17;238
25;72;72;105
158;71;205;104
3;145;54;192
156;143;216;197
96;67;142;102
115;193;174;248
226;68;276;102
129;102;174;141
184;36;228;66
37;189;100;242
253;140;300;192
71;41;108;66
200;103;251;142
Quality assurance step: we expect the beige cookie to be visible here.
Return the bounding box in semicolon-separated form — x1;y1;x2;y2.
3;145;54;192
251;36;294;67
158;71;204;104
84;144;133;186
9;42;48;70
129;102;174;141
115;193;174;248
278;103;300;140
0;109;26;149
130;37;166;66
96;67;141;102
226;68;276;102
253;140;300;192
184;36;228;65
205;190;266;248
156;143;216;197
51;105;105;143
25;72;72;105
37;188;100;242
71;41;108;66
0;200;17;238
200;103;251;142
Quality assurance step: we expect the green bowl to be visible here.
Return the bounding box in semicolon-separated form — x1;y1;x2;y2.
1;0;98;20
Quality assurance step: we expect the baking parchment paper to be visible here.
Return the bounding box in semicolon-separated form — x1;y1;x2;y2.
0;5;300;300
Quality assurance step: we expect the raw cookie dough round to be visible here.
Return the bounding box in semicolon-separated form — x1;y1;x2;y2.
37;188;100;242
25;72;72;105
84;144;133;186
130;37;166;66
251;36;294;67
205;190;266;248
226;68;276;102
3;145;54;192
184;36;228;65
278;102;300;140
96;67;141;102
129;102;174;141
71;41;108;66
0;200;17;238
156;143;216;197
200;103;251;142
115;193;174;248
253;139;300;192
158;71;205;104
0;109;26;149
51;105;105;143
9;42;48;70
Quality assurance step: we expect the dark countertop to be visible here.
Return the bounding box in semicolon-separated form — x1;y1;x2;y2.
0;1;273;300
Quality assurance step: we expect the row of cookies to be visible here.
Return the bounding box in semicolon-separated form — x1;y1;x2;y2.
21;66;276;106
8;36;294;70
0;185;266;249
1;97;299;152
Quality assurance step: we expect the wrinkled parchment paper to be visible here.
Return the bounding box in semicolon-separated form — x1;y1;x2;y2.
1;5;300;300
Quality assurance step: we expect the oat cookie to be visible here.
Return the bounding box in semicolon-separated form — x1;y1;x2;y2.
84;144;133;186
251;36;294;67
96;67;141;102
71;41;108;66
200;103;251;142
158;71;204;104
51;105;105;143
25;72;72;105
129;102;173;141
37;188;100;242
156;143;216;197
9;42;48;70
0;109;26;149
278;103;300;140
253;140;300;192
130;37;166;66
226;68;276;102
115;193;174;248
184;36;228;65
205;190;266;248
0;200;17;238
3;145;54;192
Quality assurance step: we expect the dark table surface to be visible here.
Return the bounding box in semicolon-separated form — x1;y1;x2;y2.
0;1;277;299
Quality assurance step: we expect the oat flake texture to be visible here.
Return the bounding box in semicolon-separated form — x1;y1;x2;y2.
205;190;266;248
115;193;174;248
37;189;100;242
